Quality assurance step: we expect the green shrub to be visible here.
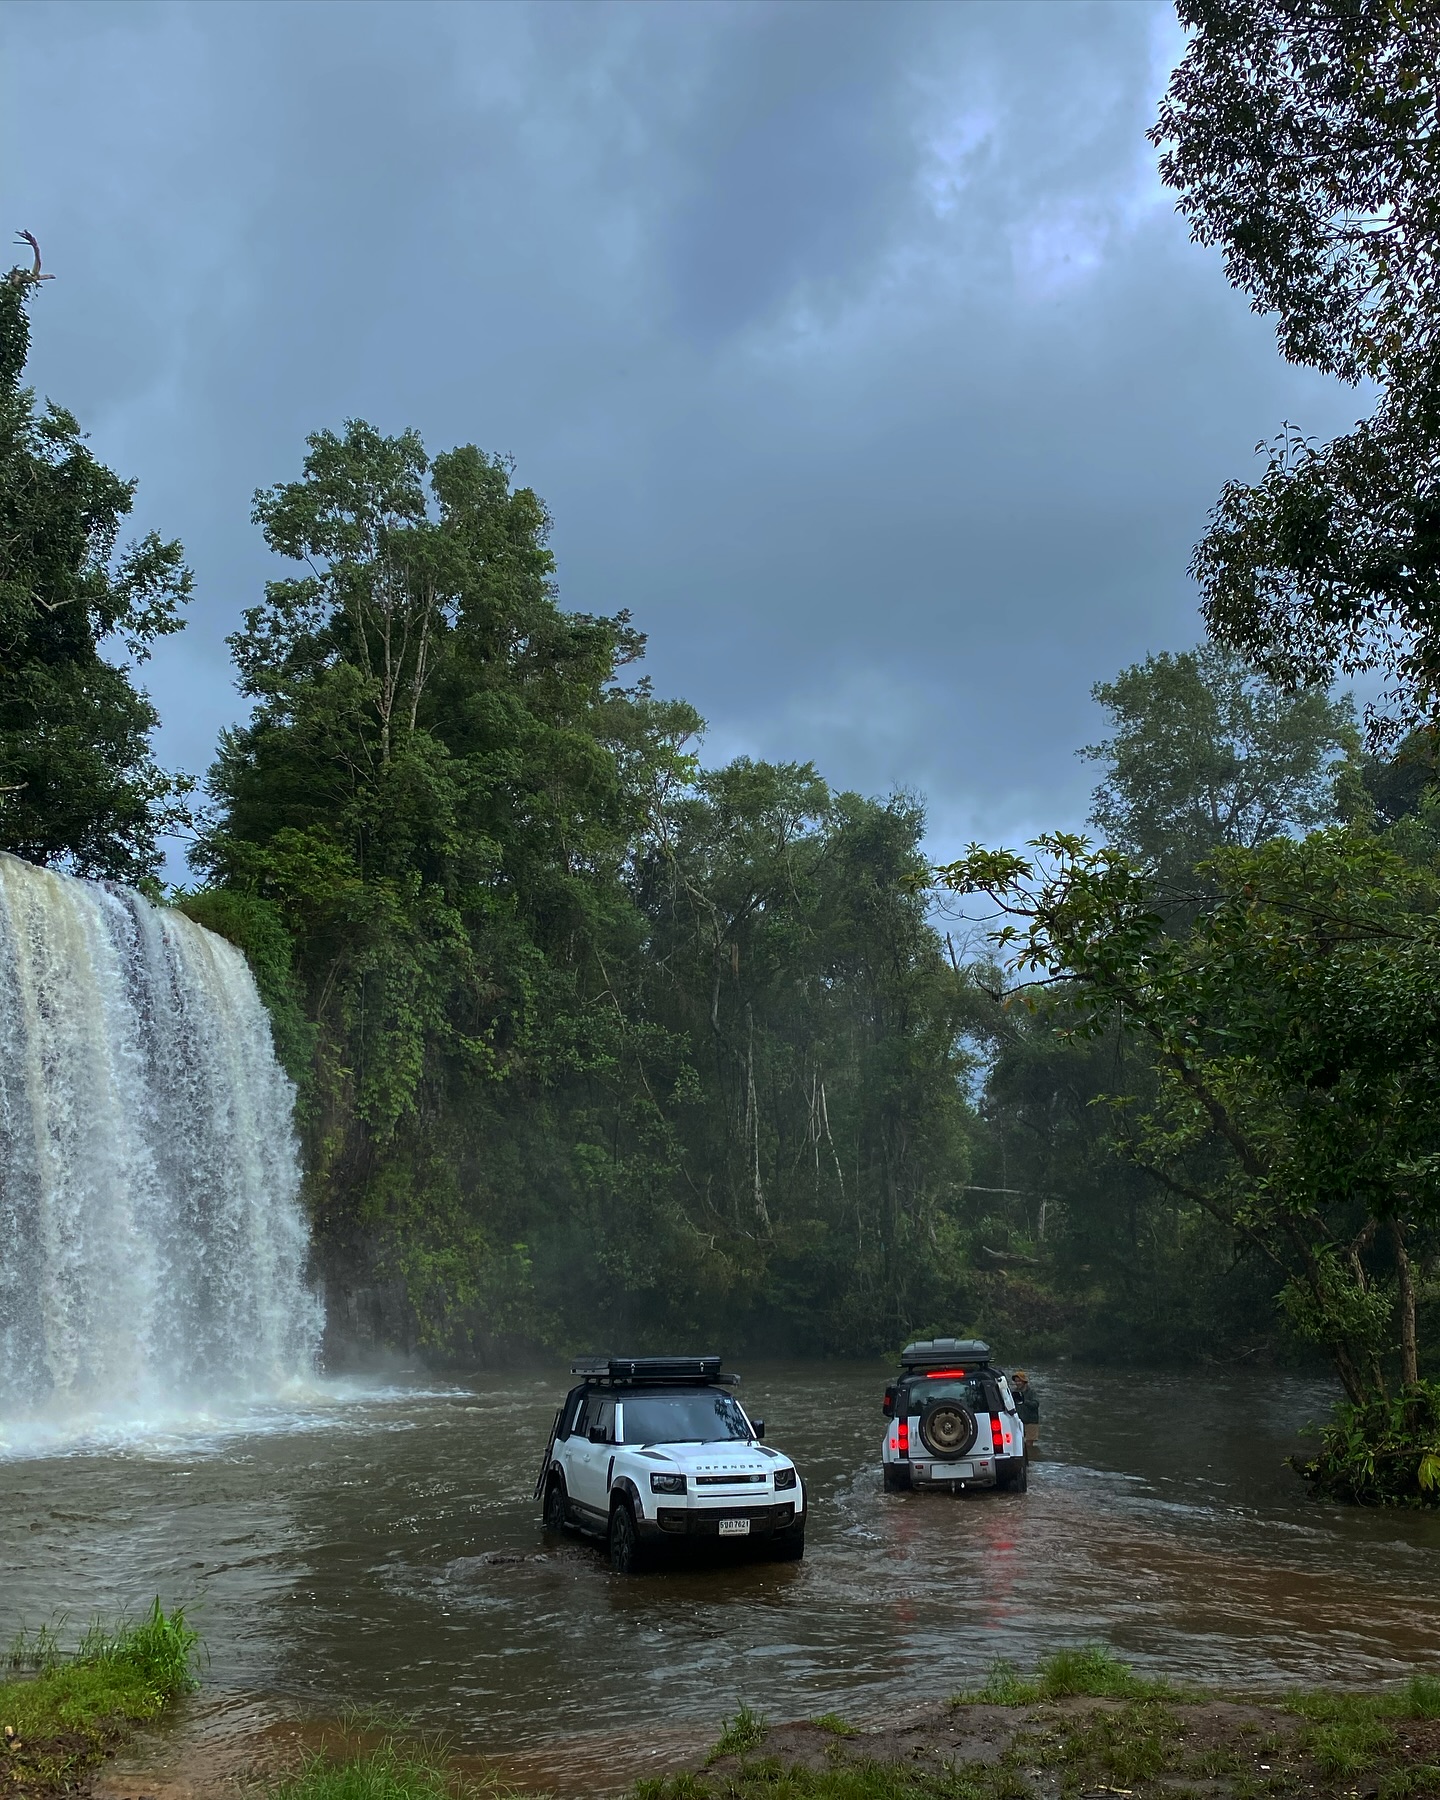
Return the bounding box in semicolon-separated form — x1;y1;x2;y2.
966;1644;1174;1705
0;1602;198;1793
707;1704;768;1762
1292;1382;1440;1507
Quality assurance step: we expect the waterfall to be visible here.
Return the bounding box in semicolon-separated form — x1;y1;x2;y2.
0;853;322;1428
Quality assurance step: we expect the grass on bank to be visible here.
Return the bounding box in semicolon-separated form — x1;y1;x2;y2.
266;1744;520;1800
626;1648;1440;1800
0;1602;198;1796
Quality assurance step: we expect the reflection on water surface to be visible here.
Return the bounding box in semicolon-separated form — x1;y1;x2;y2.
3;1363;1439;1753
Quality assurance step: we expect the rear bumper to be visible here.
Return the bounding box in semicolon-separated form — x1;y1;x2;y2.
905;1457;997;1488
639;1501;799;1540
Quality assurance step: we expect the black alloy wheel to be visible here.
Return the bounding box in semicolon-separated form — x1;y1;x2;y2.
919;1399;978;1459
608;1499;645;1574
543;1475;569;1533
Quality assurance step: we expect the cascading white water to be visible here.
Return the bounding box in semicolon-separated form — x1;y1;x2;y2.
0;852;322;1430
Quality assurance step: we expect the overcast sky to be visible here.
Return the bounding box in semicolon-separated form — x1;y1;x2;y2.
2;0;1360;873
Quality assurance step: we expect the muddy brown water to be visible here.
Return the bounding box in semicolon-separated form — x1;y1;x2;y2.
4;1362;1440;1792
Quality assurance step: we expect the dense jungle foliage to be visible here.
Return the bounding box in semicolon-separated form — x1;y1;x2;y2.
177;418;979;1355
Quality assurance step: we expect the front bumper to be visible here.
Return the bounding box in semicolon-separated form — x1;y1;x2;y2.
638;1499;800;1539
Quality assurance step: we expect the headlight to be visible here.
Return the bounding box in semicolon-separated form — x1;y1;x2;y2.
649;1472;686;1494
773;1466;796;1490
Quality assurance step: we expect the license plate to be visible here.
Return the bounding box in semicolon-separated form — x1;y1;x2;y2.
718;1517;751;1536
954;1463;975;1478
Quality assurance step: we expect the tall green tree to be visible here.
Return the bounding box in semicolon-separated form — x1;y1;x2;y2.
1151;0;1440;739
194;420;699;1344
941;831;1440;1412
963;989;1279;1362
0;266;191;882
637;763;978;1351
1082;642;1356;880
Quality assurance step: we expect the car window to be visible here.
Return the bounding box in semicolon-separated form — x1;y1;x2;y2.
593;1397;615;1441
617;1389;751;1444
903;1376;988;1413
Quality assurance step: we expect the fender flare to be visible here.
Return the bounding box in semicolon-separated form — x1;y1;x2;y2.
541;1463;570;1528
609;1473;642;1513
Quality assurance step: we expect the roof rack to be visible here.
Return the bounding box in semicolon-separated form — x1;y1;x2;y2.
569;1354;738;1386
899;1337;992;1370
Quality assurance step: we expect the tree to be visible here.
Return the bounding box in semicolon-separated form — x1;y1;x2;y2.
961;986;1279;1362
0;267;191;882
1082;641;1356;879
939;831;1440;1417
194;420;701;1347
1152;0;1440;388
201;422;983;1357
1151;1;1440;741
637;763;979;1351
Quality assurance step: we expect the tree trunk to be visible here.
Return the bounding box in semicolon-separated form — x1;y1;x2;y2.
1392;1216;1419;1388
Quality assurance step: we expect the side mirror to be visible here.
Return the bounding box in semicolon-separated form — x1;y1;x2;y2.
751;1419;765;1441
588;1425;608;1444
882;1385;895;1419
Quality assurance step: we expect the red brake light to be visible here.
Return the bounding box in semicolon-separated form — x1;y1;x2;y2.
896;1420;910;1458
990;1415;1003;1452
924;1368;966;1378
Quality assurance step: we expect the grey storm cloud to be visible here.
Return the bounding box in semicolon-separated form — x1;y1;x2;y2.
0;0;1362;870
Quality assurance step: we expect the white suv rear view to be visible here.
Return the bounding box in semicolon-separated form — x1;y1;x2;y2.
880;1338;1030;1492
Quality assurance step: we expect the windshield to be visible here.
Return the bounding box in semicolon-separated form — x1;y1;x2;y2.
618;1389;751;1444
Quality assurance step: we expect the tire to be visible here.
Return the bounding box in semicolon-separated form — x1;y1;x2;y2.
919;1399;978;1460
882;1463;913;1492
608;1499;646;1574
542;1474;569;1533
998;1457;1028;1493
769;1518;805;1561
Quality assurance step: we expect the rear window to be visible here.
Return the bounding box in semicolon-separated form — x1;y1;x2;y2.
902;1376;989;1413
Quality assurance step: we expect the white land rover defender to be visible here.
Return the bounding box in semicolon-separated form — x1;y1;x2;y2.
535;1355;807;1572
880;1337;1031;1493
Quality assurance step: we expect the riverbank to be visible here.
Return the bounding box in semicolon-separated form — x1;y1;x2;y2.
657;1647;1440;1799
1;1605;197;1800
70;1647;1440;1800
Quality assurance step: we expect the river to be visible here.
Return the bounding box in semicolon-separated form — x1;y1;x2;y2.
4;1362;1439;1789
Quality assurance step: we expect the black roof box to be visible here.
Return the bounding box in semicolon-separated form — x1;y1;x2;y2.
899;1337;991;1370
570;1354;731;1385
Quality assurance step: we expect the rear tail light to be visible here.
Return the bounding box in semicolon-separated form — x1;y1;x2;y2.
990;1415;1003;1452
896;1420;910;1459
